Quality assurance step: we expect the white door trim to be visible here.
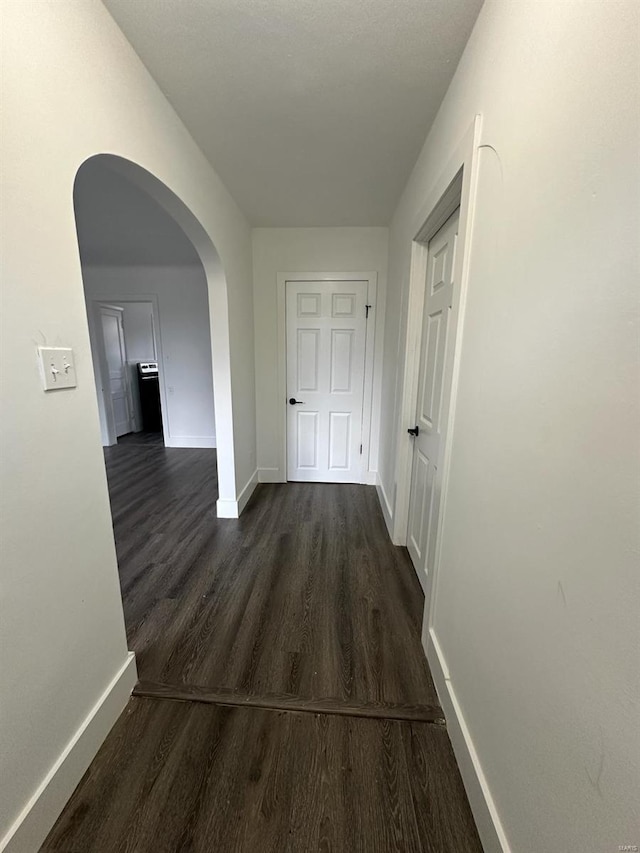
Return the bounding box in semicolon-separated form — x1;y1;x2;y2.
88;294;168;446
392;115;483;619
277;271;378;485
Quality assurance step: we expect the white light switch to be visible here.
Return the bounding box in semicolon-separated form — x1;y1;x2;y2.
38;347;77;391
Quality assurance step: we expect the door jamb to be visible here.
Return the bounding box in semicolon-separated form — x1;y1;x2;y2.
392;115;483;642
276;271;378;485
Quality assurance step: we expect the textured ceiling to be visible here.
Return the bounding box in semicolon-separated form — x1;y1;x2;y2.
102;0;483;226
74;159;201;266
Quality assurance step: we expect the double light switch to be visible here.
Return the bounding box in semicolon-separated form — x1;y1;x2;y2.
38;347;77;390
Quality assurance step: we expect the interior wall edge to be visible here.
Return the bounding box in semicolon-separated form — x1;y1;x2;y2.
1;653;137;853
216;467;259;518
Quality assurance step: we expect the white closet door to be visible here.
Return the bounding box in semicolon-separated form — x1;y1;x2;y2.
407;209;460;581
286;281;368;483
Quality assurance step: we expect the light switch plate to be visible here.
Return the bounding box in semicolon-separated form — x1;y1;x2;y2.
38;347;77;390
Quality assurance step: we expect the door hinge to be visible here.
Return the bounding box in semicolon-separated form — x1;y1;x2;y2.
360;444;363;454
365;304;372;319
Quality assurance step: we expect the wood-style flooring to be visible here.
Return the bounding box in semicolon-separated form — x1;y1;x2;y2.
42;699;480;853
105;437;438;708
41;437;482;852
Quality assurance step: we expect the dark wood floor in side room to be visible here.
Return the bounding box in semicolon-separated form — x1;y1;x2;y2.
41;439;482;852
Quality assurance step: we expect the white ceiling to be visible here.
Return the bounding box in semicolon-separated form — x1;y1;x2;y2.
74;158;201;266
102;0;483;227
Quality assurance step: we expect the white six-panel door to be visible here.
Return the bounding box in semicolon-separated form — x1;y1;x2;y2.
100;305;131;438
407;209;460;580
286;280;368;483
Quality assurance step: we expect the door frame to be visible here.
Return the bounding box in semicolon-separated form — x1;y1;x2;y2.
87;294;168;446
276;271;378;485
393;115;482;638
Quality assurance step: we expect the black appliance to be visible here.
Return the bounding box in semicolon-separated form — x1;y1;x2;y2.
137;362;162;432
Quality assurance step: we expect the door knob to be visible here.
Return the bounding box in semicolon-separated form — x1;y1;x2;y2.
407;425;419;436
289;398;305;405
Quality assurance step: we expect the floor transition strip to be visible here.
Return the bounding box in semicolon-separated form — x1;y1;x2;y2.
134;680;446;725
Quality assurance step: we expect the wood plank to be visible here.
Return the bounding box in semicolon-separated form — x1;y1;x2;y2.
133;679;446;724
41;697;482;853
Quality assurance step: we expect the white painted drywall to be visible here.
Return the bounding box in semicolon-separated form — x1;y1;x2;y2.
121;302;156;364
0;0;254;848
378;1;640;850
84;267;216;447
121;301;155;433
252;227;388;479
74;156;202;267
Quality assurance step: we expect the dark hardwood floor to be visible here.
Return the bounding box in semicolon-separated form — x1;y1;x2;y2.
41;440;482;852
42;699;480;853
104;440;438;707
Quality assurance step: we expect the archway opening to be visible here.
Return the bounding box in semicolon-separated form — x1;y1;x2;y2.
74;155;217;452
73;154;235;500
73;153;235;648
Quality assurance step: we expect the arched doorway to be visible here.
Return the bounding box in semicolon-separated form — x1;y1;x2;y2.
73;154;236;514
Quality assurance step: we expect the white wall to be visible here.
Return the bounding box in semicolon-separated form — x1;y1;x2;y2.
121;301;156;434
378;1;640;851
121;301;155;363
252;227;388;480
0;1;255;848
84;266;217;447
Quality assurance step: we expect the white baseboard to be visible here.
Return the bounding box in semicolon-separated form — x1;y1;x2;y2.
216;498;238;518
2;652;137;853
375;474;429;595
164;435;216;449
415;564;429;595
426;629;510;853
237;469;258;514
216;469;258;519
259;468;374;486
375;474;394;538
258;467;284;483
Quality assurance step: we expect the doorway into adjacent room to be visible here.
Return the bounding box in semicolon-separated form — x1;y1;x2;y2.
72;154;224;667
74;157;216;452
406;209;460;587
92;299;163;445
393;123;480;634
98;303;133;440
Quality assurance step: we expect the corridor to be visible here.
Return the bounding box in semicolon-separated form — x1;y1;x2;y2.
41;443;481;851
